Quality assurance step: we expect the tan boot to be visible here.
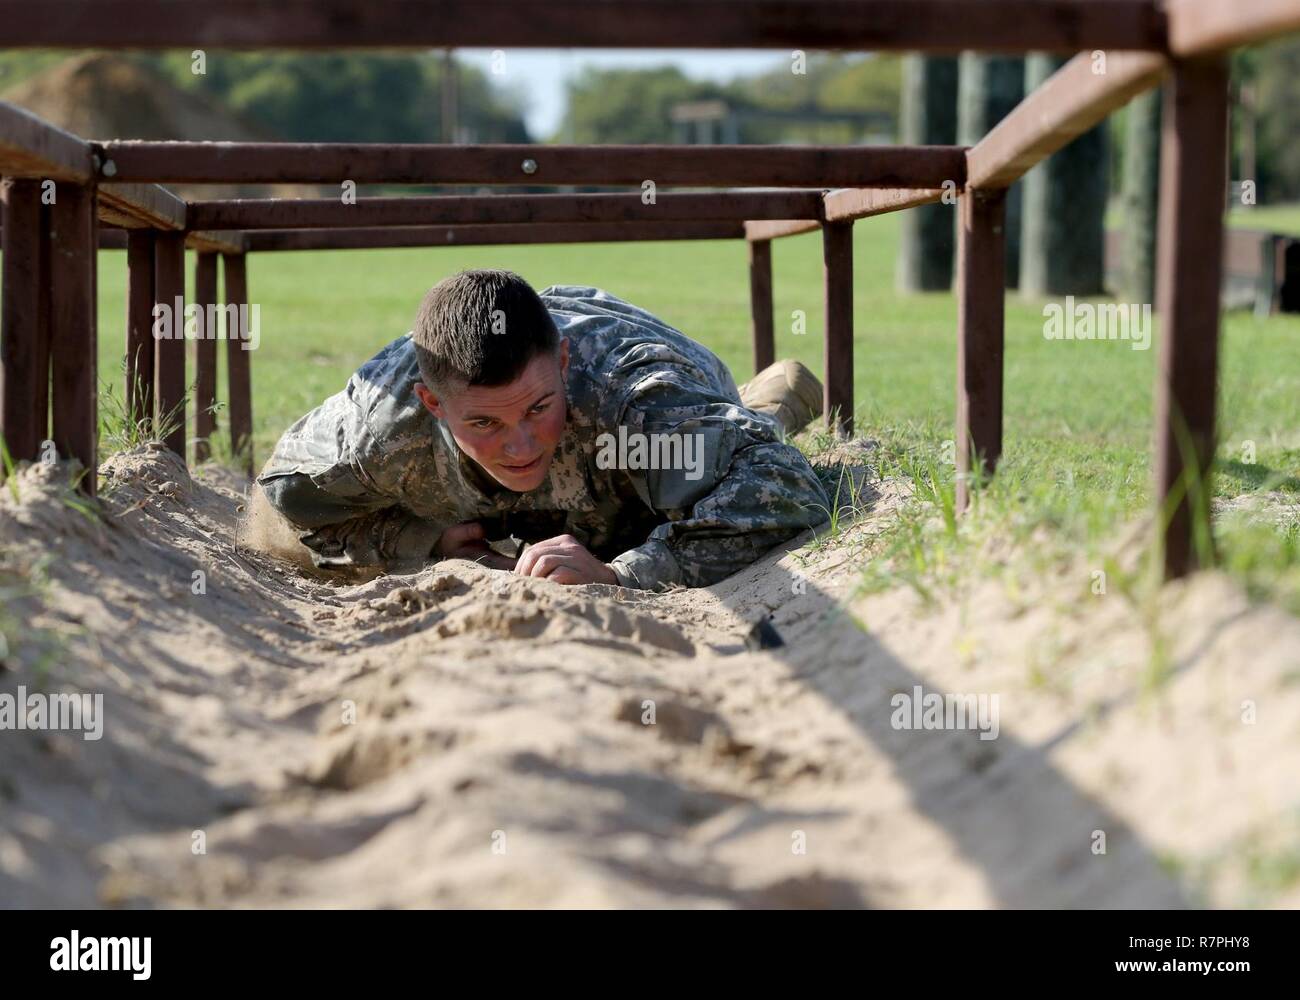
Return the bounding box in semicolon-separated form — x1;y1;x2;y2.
738;359;825;436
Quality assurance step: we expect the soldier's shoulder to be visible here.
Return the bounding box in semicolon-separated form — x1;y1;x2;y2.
539;286;725;377
347;333;435;455
351;332;421;399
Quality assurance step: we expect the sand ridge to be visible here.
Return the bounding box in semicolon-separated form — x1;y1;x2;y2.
0;445;1297;908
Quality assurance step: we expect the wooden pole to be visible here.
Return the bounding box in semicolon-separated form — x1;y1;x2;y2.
125;229;156;431
822;221;854;436
193;251;219;463
48;182;99;494
35;203;51;441
153;231;186;460
0;178;45;464
956;188;1007;513
748;238;775;374
1154;57;1229;579
223;253;254;477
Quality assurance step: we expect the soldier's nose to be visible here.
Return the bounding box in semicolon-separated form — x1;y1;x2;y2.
502;428;536;459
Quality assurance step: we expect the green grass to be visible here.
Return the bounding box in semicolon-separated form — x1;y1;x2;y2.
1228;202;1300;236
85;206;1300;609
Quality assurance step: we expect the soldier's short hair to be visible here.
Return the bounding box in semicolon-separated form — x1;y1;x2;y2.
412;269;560;392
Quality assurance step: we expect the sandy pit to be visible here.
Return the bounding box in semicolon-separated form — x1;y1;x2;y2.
0;445;1297;908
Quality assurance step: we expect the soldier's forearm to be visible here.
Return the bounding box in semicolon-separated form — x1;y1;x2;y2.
297;506;443;570
260;472;371;530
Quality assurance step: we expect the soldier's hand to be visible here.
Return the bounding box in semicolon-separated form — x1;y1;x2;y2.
435;521;517;571
515;534;617;586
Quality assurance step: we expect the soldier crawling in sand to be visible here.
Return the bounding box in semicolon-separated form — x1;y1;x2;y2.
246;269;831;590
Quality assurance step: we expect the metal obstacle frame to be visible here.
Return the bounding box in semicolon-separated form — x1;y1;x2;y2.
1;0;1298;580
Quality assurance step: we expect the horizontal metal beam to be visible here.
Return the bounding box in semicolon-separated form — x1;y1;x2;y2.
966;50;1166;190
744;219;820;241
97;181;186;229
0;104;232;249
1168;0;1300;56
187;191;827;230
0;2;1168;52
0;101;93;180
186;230;247;254
823;186;947;222
242;220;743;251
21;224;244;254
743;186;948;240
95;142;968;189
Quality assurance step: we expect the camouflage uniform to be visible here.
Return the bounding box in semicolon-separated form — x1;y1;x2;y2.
258;285;831;590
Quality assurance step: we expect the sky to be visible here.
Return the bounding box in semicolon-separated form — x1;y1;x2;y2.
455;49;791;140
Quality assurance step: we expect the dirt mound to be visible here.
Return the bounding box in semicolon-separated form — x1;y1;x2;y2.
0;447;1297;908
1;54;320;200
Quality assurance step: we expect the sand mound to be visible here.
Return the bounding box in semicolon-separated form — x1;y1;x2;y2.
0;446;1297;908
1;54;321;200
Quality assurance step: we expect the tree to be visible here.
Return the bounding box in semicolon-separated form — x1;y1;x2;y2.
559;65;718;144
150;51;529;143
1252;38;1300;203
1120;88;1161;305
897;55;958;292
1019;54;1108;297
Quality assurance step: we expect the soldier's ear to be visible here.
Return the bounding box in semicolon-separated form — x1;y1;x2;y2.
414;382;445;419
559;338;570;379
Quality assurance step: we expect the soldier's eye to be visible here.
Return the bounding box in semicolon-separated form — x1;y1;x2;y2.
530;403;549;415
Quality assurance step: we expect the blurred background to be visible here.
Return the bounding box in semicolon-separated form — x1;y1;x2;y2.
3;43;1298;308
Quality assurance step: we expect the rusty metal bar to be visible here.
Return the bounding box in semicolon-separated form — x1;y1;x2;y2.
749;239;775;374
187;191;828;230
1153;56;1230;578
242;220;744;251
48;182;99;494
0;2;1168;53
967;51;1166;190
125;228;156;431
0;178;46;463
955;189;1007;513
822;221;854;436
223;253;254;477
193;251;219;463
97;141;967;189
153;231;187;460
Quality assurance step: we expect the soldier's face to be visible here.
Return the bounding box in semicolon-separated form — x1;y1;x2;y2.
416;341;569;493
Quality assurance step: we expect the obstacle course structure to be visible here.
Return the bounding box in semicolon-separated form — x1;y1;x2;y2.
1;0;1298;582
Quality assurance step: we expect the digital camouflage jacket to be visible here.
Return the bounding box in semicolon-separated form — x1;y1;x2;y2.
257;285;830;589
